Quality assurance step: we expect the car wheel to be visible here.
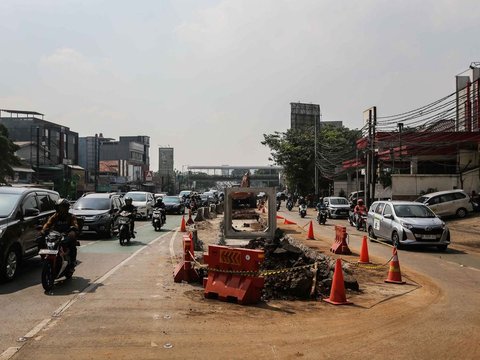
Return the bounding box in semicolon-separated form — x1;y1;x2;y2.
392;231;401;249
1;247;20;282
368;226;377;240
456;208;467;218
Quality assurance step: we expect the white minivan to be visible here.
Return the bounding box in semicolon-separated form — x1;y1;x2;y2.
125;191;155;220
415;189;474;218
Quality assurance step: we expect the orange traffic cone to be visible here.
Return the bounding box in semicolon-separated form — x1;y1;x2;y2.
276;215;284;219
180;215;186;232
385;247;406;284
358;236;371;264
283;218;297;225
307;221;315;240
324;258;352;305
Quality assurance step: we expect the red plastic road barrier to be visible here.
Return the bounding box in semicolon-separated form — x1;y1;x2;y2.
173;235;199;283
330;225;351;255
203;245;265;305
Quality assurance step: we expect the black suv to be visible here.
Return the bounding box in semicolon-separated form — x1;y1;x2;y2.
0;186;60;282
70;193;124;238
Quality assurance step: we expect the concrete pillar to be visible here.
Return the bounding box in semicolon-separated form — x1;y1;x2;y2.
410;156;418;174
194;207;205;222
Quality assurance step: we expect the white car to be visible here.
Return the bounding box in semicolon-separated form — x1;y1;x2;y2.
367;200;450;251
125;191;155;220
323;196;351;218
415;189;474;218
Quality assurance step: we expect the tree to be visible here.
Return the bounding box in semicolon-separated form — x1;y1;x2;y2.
262;125;361;196
0;124;21;183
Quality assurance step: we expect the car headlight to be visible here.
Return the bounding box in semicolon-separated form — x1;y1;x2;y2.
400;221;414;229
94;213;109;221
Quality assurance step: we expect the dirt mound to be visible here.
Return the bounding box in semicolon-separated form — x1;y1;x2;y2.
245;235;358;300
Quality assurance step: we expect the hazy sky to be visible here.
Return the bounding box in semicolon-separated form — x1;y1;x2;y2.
1;0;478;171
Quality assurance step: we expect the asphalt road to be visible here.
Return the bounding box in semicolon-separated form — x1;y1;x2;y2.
1;208;479;359
0;214;183;357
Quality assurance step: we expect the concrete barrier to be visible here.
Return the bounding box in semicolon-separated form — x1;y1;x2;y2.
194;207;205;222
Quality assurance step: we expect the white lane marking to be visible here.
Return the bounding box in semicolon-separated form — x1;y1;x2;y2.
1;230;174;360
169;229;180;265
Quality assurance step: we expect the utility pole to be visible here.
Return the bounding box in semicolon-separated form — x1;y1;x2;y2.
36;126;40;184
94;133;98;192
364;107;376;207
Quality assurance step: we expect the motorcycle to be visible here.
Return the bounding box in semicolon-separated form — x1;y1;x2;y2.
117;210;133;245
317;207;328;225
286;199;293;211
38;230;76;291
152;208;165;231
299;204;307;218
349;210;367;231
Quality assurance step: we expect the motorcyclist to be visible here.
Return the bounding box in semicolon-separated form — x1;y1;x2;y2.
41;198;79;271
153;196;166;223
298;196;306;206
354;198;368;223
121;196;137;238
316;198;326;212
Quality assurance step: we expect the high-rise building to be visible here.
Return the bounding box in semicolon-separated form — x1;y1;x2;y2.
158;147;174;193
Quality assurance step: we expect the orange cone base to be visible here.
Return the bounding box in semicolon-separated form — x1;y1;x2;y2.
385;279;406;284
323;297;352;305
284;218;297;225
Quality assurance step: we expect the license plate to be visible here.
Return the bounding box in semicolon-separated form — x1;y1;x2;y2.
39;249;58;255
82;225;89;230
422;234;437;240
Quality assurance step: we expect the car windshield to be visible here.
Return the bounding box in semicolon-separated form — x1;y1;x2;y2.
0;193;21;217
164;196;180;204
330;198;348;205
126;193;147;201
73;197;110;210
393;204;436;218
414;196;428;203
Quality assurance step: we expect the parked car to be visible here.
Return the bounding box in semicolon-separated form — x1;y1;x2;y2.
0;186;60;282
164;195;186;214
70;192;123;238
415;189;474;219
367;200;450;251
124;191;155;220
323;196;351;218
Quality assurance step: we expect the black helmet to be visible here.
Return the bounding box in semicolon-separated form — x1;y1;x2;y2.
124;196;132;204
357;198;364;205
55;198;70;210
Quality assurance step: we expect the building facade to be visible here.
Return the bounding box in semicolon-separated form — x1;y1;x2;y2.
158;147;174;193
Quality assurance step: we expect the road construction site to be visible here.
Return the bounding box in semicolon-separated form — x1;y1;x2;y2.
2;201;479;360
